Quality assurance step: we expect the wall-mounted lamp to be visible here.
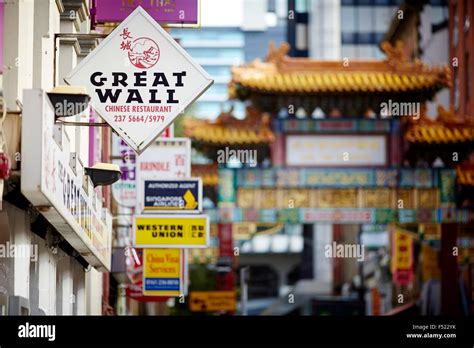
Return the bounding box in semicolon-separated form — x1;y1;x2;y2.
46;85;90;118
84;163;121;188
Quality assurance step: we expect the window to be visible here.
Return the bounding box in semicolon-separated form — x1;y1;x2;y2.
341;6;357;32
357;6;374;33
374;6;393;32
268;0;276;13
295;0;308;13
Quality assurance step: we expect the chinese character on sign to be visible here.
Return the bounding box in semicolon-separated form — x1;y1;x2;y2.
175;154;185;166
120;27;133;40
175;170;185;178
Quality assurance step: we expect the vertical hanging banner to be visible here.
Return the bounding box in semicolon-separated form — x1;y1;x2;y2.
218;223;234;258
391;228;414;286
66;7;213;154
143;248;187;297
112;134;137;208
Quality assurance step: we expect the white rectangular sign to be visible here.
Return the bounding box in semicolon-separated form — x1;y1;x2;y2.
65;7;213;154
21;90;112;271
286;135;387;166
135;138;191;212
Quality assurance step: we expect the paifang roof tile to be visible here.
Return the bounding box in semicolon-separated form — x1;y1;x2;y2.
230;42;450;97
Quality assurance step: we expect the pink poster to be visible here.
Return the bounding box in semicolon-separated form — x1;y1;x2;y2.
95;0;199;24
0;3;4;73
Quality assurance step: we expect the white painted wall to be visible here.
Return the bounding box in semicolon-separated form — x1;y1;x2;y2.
200;0;243;27
3;0;34;112
8;204;30;299
313;224;333;284
73;261;86;315
86;268;103;315
2;0;102;316
37;240;57;315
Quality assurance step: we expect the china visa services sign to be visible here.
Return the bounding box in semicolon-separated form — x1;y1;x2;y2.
65;6;213;154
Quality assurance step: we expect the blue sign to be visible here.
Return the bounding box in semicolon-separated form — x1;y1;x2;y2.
144;278;180;291
143;178;202;213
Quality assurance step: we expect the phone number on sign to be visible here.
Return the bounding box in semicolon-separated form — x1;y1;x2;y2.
114;115;165;123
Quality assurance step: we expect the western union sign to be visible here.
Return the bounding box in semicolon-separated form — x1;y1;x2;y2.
134;215;209;248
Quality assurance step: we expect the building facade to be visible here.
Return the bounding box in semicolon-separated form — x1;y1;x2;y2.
0;0;112;315
287;0;448;59
172;0;287;119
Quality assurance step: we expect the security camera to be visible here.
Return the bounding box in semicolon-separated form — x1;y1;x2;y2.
46;85;90;118
84;163;121;187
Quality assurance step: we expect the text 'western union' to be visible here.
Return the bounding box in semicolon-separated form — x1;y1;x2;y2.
136;223;204;238
135;216;208;247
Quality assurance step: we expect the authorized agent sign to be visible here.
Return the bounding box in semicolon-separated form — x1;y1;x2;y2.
65;7;213;154
141;178;202;213
134;214;209;248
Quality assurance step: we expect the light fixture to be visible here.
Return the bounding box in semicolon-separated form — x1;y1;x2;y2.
84;163;121;187
46;85;90;118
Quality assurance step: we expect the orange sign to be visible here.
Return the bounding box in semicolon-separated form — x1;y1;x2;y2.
189;291;236;312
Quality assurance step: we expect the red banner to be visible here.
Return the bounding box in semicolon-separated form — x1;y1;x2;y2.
125;248;170;302
218;223;233;258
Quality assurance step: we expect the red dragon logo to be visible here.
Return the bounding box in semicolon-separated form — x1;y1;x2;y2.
120;28;160;69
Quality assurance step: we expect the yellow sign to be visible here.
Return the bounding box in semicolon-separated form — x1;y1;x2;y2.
143;249;183;296
134;215;209;248
421;244;440;282
392;229;413;270
391;227;414;285
232;222;256;240
189;291;236;312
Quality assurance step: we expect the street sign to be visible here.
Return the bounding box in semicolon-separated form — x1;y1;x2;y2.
141;178;202;213
134;214;209;248
66;7;213;154
189;291;236;312
143;248;186;297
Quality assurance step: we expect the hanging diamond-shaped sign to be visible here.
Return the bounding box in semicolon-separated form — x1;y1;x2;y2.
65;6;213;154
